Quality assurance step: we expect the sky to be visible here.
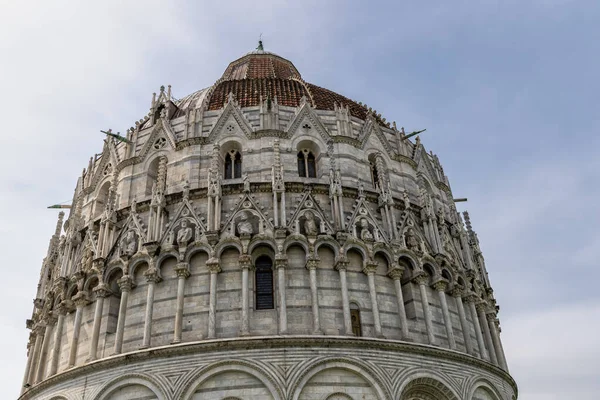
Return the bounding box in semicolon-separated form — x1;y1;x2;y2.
0;0;598;398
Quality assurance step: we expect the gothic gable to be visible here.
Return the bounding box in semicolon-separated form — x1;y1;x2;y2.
346;196;388;242
287;189;334;236
287;99;332;144
138;118;177;162
221;193;274;237
207;94;254;142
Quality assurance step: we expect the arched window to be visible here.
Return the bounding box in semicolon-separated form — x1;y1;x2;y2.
255;256;274;310
350;303;362;336
224;150;242;179
297;149;317;178
370;160;380;188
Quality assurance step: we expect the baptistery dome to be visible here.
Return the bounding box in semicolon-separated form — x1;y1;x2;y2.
21;44;517;400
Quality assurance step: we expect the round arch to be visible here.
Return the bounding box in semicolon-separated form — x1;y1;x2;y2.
178;361;284;400
466;378;505;400
398;374;460;400
94;374;167;400
289;357;390;400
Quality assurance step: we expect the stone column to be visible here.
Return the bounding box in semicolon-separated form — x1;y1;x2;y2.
239;255;252;336
413;273;435;345
48;304;67;376
335;258;353;335
306;258;322;334
465;295;488;360
173;263;190;344
388;267;410;340
35;319;55;382
477;303;498;365
207;259;221;339
141;268;161;348
488;313;508;370
451;287;473;355
113;276;133;354
27;327;44;385
363;262;383;338
433;280;456;350
88;284;110;361
494;318;509;371
21;335;35;392
68;291;90;368
275;257;288;335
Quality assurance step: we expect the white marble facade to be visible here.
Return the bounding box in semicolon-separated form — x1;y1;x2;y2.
21;48;517;400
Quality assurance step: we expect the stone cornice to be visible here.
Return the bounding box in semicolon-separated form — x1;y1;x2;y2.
19;336;517;400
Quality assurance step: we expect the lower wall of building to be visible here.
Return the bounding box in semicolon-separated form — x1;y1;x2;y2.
20;337;516;400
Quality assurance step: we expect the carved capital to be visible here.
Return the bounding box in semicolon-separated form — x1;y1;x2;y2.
144;267;162;283
175;262;191;278
206;259;221;274
72;291;91;308
475;301;488;314
117;275;133;292
450;285;464;298
25;319;34;330
362;262;378;275
238;255;253;270
486;312;498;323
305;257;320;270
463;292;479;304
412;272;430;286
93;283;112;298
334;257;349;271
387;266;405;280
432;279;449;292
274;257;288;270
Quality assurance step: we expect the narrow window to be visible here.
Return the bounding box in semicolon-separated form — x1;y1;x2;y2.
255;256;274;310
307;152;316;178
350;304;362;336
297;149;317;178
224;153;233;179
297;151;306;177
370;161;379;188
234;152;242;178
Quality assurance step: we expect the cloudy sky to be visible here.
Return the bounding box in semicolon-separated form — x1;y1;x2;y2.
1;1;598;398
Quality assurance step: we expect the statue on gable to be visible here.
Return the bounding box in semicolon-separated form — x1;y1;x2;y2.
405;228;420;253
243;173;250;193
80;240;94;271
120;230;137;258
359;218;374;241
177;220;193;247
303;211;319;236
237;211;254;236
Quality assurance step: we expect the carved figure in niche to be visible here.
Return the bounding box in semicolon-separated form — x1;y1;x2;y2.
405;228;420;252
358;180;365;197
237;211;253;235
243;173;250;193
359;218;373;241
120;230;137;257
177;221;193;247
80;241;93;271
403;189;410;210
165;230;174;246
303;211;319;236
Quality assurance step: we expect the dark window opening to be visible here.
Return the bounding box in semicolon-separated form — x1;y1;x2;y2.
297;152;306;177
370;161;380;188
297;150;317;178
234;152;242;178
350;308;362;336
224;151;242;180
255;256;274;310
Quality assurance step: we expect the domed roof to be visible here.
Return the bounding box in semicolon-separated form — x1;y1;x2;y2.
200;43;388;126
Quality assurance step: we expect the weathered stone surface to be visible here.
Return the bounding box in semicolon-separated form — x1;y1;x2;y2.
20;47;515;400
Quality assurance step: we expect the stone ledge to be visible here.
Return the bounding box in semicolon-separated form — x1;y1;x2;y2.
20;335;517;399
